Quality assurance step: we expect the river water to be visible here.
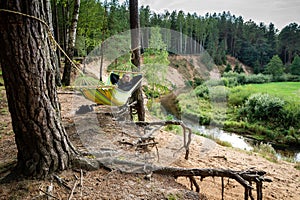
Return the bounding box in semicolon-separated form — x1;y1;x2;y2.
160;93;300;162
195;125;300;162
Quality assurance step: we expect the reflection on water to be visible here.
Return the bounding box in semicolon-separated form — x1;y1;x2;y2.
196;125;300;162
276;150;300;162
197;126;253;151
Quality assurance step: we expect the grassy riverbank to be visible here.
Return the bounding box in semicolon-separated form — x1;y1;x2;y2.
176;82;300;147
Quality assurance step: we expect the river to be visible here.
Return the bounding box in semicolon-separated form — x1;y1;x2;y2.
193;124;300;162
160;92;300;162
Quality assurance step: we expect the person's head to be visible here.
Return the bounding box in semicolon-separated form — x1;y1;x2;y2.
121;73;130;83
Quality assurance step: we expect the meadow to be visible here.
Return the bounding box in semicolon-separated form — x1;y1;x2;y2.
239;82;300;104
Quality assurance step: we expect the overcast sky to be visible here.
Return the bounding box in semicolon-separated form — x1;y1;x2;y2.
120;0;300;31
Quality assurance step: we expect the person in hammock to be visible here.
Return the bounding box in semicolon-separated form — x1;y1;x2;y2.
117;73;133;91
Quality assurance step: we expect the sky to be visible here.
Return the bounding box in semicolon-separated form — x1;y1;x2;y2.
120;0;300;31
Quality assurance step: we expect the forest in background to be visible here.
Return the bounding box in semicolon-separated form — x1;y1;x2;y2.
52;0;300;74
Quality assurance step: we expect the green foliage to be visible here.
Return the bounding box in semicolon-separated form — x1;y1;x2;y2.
194;84;209;98
0;71;3;86
275;73;300;82
143;27;170;97
223;121;273;138
107;53;136;71
290;55;300;75
204;79;224;87
222;72;272;85
192;77;204;87
177;92;212;125
164;115;182;135
224;63;232;72
221;77;238;87
222;72;244;85
282;102;300;129
237;82;300;103
208;86;229;103
264;55;284;77
76;0;107;54
166;193;181;200
252;142;278;162
200;51;215;71
68;1;300;72
278;23;300;65
239;93;285;123
143;84;169;99
146;99;164;119
245;73;272;84
228;86;253;106
234;63;243;73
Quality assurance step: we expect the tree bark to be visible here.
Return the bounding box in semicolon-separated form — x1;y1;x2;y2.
129;0;145;121
61;0;80;86
0;0;77;179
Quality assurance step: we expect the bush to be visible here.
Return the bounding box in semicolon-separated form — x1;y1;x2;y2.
209;86;229;102
239;93;285;123
228;86;253;106
282;102;300;129
273;73;300;82
223;72;273;85
245;73;272;84
204;79;224;87
222;77;238;87
194;85;209;98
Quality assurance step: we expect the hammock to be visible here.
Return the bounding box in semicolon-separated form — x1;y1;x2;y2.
78;73;142;106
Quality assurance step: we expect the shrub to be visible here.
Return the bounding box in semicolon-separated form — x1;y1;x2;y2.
194;85;209;98
209;86;229;102
252;142;278;162
245;73;272;84
193;77;204;87
222;77;238;87
281;102;300;129
273;73;300;82
228;86;253;106
239;93;285;123
223;72;273;85
204;79;224;87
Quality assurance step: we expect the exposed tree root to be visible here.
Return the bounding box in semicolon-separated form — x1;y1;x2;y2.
71;156;272;200
133;120;192;159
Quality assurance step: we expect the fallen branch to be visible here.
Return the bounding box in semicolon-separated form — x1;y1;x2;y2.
80;169;83;197
53;174;72;191
68;180;79;200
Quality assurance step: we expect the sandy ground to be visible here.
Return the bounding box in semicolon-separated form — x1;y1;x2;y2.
0;90;299;200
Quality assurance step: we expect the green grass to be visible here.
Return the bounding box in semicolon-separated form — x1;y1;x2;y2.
240;82;300;104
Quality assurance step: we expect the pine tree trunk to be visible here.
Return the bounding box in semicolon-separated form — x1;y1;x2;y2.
0;0;77;179
129;0;145;121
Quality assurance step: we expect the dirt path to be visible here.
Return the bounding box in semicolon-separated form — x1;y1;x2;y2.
0;90;299;199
